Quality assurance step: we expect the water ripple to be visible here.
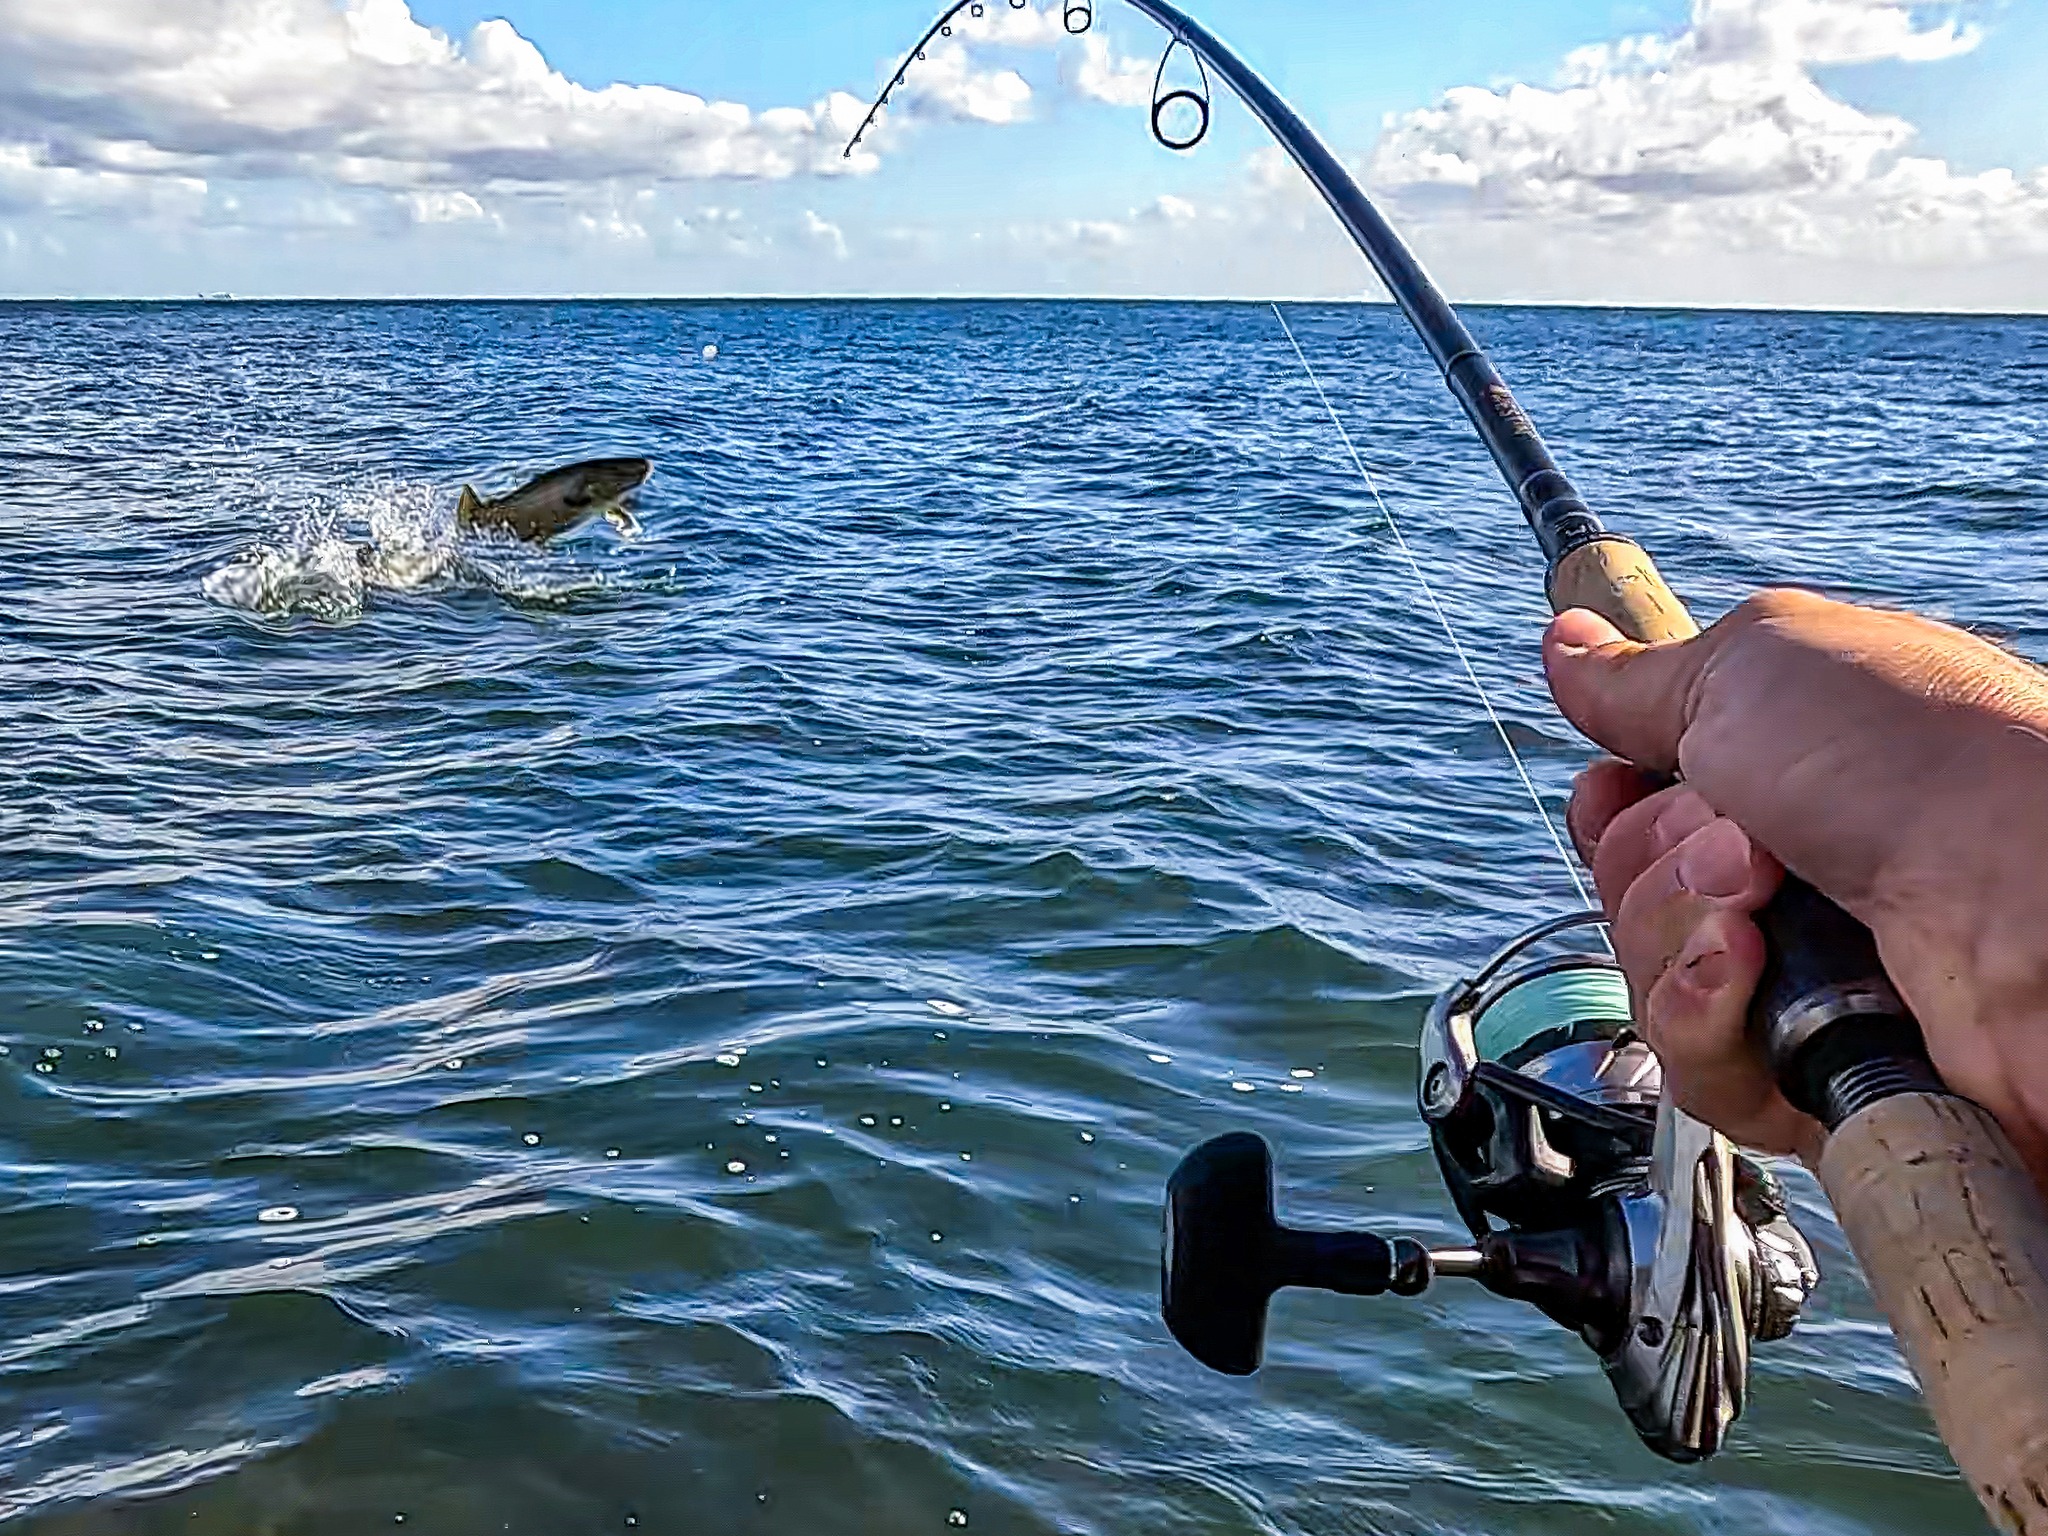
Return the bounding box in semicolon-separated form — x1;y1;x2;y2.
3;299;2032;1533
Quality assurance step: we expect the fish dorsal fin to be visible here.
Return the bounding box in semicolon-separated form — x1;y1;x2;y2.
457;486;481;525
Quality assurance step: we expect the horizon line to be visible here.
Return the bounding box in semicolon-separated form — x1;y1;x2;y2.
2;293;2045;320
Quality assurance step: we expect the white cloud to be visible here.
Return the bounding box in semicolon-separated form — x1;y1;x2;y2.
0;144;205;218
1369;0;2048;265
1073;34;1156;109
802;208;848;259
0;0;1155;246
1147;194;1199;226
0;0;875;218
878;2;1157;129
404;189;490;226
1;0;2039;308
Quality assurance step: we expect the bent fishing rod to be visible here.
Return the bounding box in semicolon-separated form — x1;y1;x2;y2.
848;1;2048;1513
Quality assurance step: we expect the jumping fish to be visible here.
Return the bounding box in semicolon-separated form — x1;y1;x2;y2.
456;457;653;543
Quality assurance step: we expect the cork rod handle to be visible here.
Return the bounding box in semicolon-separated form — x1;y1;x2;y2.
1823;1096;2048;1531
1546;534;2048;1530
1546;536;1700;645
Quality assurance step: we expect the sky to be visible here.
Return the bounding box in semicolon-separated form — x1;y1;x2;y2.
1;0;2044;309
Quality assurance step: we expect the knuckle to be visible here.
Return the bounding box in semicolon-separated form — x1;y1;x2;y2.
1724;587;1825;630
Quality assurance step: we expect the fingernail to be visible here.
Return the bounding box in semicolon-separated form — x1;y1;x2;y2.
1676;819;1754;899
1546;609;1623;657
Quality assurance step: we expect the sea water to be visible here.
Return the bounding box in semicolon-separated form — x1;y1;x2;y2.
3;299;2044;1533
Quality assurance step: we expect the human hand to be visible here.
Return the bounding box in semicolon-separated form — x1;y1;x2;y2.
1542;589;2048;1183
1565;770;1824;1164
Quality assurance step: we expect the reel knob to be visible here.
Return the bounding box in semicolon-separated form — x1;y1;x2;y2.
1161;1132;1439;1375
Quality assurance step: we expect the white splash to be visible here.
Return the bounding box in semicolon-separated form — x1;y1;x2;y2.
202;479;615;621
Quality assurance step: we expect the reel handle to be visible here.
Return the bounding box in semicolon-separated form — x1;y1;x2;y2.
1162;1132;1439;1376
1549;535;2048;1522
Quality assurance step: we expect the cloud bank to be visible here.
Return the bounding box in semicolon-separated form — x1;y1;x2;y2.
1370;0;2048;268
989;0;2047;310
0;0;1147;226
0;0;2042;308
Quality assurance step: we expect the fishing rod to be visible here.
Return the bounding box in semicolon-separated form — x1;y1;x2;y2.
847;1;2048;1510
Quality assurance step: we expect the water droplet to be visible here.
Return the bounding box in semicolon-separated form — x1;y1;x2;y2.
1069;1195;1081;1204
948;1511;968;1527
444;1058;463;1070
33;1062;53;1074
940;1102;953;1112
890;1117;903;1128
259;1206;299;1224
1280;1083;1304;1094
42;1047;61;1059
523;1133;541;1146
933;1031;948;1041
1147;1052;1172;1064
84;1019;105;1034
104;1047;118;1059
200;951;220;962
727;1160;747;1174
816;1058;828;1067
1290;1068;1317;1080
702;344;719;361
606;1148;621;1159
930;1231;943;1242
749;1083;765;1093
1079;1131;1095;1143
959;1152;972;1161
860;1115;877;1127
1231;1081;1256;1093
764;1134;778;1144
927;1000;965;1017
716;1053;742;1068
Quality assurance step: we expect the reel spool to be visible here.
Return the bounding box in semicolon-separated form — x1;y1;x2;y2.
1163;912;1820;1463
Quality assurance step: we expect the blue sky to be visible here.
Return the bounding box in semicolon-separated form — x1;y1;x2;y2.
1;0;2043;308
397;0;2045;168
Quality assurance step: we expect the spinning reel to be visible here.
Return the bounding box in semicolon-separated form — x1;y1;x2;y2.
1162;913;1820;1462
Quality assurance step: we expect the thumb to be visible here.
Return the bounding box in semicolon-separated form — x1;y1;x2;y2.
1543;607;1712;773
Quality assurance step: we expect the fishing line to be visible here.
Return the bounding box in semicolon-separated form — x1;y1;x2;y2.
1270;303;1596;913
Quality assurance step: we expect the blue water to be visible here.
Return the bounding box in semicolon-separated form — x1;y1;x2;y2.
3;300;2044;1534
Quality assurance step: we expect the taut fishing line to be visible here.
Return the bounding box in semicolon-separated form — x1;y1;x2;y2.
849;5;1570;897
841;3;1861;1474
1269;303;1597;914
